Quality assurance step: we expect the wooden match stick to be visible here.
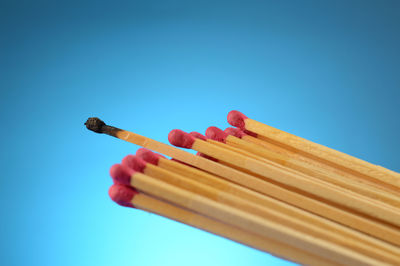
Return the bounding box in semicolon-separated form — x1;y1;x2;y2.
226;127;400;197
169;129;400;227
189;136;400;247
135;148;400;259
227;110;400;191
189;131;264;161
207;126;400;208
109;166;385;265
85;118;400;245
109;184;339;266
120;155;400;263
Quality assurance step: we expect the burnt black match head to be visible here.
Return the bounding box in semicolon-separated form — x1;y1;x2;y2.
85;117;106;133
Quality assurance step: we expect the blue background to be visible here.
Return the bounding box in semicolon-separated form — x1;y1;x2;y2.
1;1;399;265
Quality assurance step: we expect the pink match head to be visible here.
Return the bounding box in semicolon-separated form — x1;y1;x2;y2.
109;163;135;186
227;110;248;129
224;127;246;138
136;148;165;165
108;184;138;208
168;129;195;149
197;152;218;162
190;131;207;141
205;126;228;143
122;155;147;173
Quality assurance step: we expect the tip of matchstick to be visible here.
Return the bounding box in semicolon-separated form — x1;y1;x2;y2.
168;129;195;149
122;155;147;173
227;111;247;129
224;127;246;139
110;164;135;186
205;127;228;143
85;117;106;133
108;184;138;208
136;148;165;165
189;132;208;141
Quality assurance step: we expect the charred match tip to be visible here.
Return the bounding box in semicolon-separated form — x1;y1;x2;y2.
227;110;248;129
190;132;208;141
136;148;166;165
108;184;138;208
85;117;106;133
85;117;121;137
110;164;135;186
168;129;195;149
122;155;147;173
205;126;228;143
225;127;246;139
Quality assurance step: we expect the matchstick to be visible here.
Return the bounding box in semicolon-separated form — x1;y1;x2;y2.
168;129;400;227
120;155;400;263
109;165;385;265
226;127;400;197
227;110;400;191
85;118;400;245
109;184;339;266
207;126;400;208
135;148;400;259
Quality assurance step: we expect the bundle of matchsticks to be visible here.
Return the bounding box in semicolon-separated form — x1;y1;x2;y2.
86;111;400;266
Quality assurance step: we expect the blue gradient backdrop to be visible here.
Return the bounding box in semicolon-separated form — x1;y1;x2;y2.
1;1;399;265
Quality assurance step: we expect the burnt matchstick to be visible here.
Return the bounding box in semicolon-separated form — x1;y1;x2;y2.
85;117;121;136
227;111;400;191
168;128;400;227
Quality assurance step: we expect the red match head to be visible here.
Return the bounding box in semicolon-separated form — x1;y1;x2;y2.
189;131;207;141
109;163;135;186
108;184;138;208
224;127;246;139
205;126;228;143
122;155;147;173
136;148;166;165
136;148;165;165
168;129;195;149
227;110;247;129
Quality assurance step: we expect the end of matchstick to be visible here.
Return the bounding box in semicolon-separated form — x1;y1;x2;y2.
225;127;246;138
206;127;228;143
227;110;247;129
109;184;138;208
168;129;195;149
110;164;135;186
122;155;147;173
136;148;166;165
190;132;208;141
85;117;106;133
